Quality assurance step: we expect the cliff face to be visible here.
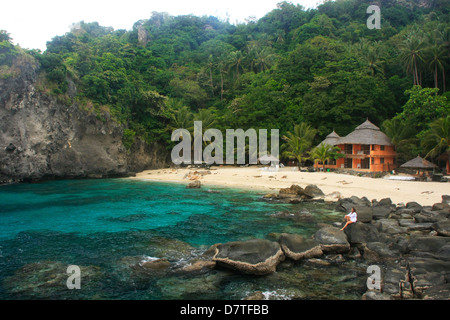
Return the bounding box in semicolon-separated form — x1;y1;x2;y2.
0;58;169;183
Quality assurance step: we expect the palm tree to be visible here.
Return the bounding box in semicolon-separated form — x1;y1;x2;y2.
309;143;342;171
358;39;385;76
227;51;245;81
424;25;447;93
422;116;450;173
282;123;317;169
255;47;276;73
381;118;418;164
399;29;426;86
205;54;216;96
166;99;194;132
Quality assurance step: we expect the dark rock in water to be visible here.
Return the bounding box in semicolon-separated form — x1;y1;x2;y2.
313;226;350;253
279;233;323;261
141;258;171;270
271;210;315;223
186;180;201;189
212;239;284;275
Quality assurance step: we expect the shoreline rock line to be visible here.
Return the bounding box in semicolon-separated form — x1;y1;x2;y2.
196;185;449;300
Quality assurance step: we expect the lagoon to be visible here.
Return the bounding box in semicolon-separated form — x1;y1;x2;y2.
0;178;368;300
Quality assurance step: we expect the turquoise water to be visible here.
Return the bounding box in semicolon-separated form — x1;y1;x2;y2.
0;179;368;300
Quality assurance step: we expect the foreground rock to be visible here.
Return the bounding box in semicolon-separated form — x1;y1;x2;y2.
212;239;285;275
313;226;350;253
279;233;323;260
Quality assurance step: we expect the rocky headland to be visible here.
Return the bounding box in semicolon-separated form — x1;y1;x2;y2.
0;57;168;183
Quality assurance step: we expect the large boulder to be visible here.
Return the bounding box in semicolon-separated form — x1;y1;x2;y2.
372;206;392;220
303;185;325;198
336;196;371;212
279;233;323;261
186;180;201;189
212;239;285;275
313;226;350;253
354;206;373;223
344;222;380;244
278;185;305;198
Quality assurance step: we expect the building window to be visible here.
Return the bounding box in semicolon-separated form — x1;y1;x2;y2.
380;158;385;164
380;145;385;151
344;144;353;154
362;144;370;155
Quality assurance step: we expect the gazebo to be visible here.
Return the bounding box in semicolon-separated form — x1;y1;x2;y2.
400;156;438;179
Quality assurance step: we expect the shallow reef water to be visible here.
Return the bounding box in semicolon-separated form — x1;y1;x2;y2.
0;178;368;300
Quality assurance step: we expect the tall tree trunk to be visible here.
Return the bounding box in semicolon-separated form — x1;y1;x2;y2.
443;68;446;92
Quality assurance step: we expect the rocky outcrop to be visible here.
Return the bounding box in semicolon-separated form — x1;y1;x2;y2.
212;239;285;275
222;193;450;299
0;58;169;183
313;226;350;253
279;233;323;260
268;184;326;203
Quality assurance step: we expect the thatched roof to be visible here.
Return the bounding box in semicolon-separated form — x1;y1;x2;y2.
400;156;438;169
337;120;393;146
317;130;341;147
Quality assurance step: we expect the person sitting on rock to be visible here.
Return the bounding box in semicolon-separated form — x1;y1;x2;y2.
340;207;357;231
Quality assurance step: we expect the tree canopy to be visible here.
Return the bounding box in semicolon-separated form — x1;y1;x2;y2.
2;1;449;165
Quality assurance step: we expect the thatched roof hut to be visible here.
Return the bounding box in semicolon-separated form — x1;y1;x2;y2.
317;131;341;147
400;156;438;169
337;119;393;146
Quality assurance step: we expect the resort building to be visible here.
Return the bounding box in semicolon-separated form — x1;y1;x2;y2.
315;119;397;172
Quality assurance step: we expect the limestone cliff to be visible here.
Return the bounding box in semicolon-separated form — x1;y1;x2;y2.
0;57;169;183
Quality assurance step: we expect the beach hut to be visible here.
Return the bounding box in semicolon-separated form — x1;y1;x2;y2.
400;156;437;170
400;156;438;180
317;130;341;147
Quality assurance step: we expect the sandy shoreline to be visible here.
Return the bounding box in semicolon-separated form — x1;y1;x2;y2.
129;166;450;206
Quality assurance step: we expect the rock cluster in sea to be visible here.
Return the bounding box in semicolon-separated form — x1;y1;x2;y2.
207;187;450;300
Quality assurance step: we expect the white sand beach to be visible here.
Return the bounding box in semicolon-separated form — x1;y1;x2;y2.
130;166;450;206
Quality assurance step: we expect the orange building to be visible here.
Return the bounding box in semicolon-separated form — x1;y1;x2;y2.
315;120;397;172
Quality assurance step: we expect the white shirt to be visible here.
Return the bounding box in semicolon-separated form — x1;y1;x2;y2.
346;211;357;223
